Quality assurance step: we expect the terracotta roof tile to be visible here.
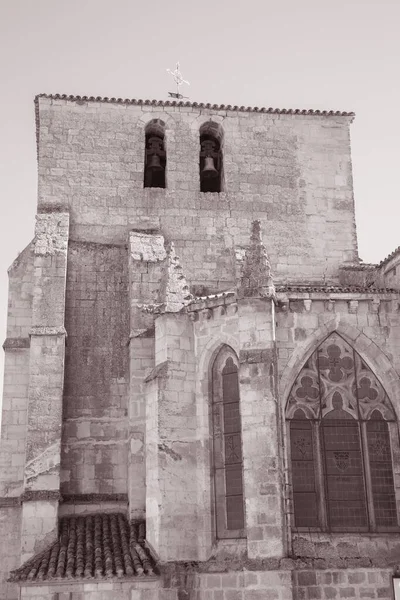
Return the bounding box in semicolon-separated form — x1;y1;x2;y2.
378;246;400;268
276;285;399;294
34;94;355;118
9;513;156;583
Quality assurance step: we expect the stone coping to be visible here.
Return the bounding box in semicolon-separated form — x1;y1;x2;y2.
35;94;355;117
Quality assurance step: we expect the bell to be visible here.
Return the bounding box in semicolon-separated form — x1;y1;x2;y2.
202;156;218;179
147;154;163;172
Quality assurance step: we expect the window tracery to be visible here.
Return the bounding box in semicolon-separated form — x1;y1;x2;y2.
286;332;397;532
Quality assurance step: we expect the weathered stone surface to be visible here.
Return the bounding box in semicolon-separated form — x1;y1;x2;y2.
130;230;166;263
238;220;275;299
2;96;400;598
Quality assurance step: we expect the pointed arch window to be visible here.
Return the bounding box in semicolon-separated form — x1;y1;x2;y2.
212;347;245;538
286;332;398;532
144;119;166;189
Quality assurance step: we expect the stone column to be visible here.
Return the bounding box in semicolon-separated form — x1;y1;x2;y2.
143;243;202;560
128;230;166;519
21;212;69;563
237;220;285;558
238;297;284;558
145;312;199;561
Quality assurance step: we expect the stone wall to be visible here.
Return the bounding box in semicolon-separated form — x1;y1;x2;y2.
0;505;21;600
19;579;164;600
292;568;393;600
0;243;34;497
61;241;129;495
36;97;357;285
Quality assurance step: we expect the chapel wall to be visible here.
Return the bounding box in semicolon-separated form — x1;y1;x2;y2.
36;97;357;286
276;293;400;564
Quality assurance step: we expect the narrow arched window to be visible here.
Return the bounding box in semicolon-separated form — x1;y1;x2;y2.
144;119;166;189
200;122;223;193
212;347;245;538
286;332;397;532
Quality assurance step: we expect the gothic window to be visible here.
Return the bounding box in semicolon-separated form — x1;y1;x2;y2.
286;332;398;532
212;347;245;538
144;119;166;189
200;122;223;193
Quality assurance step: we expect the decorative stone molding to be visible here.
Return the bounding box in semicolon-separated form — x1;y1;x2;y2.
199;308;213;321
20;490;62;503
34;212;69;255
37;203;70;213
238;220;275;299
129;327;155;339
326;299;335;312
61;493;128;504
348;300;359;314
157;242;193;313
0;497;20;507
370;298;381;313
303;299;312;312
144;361;169;384
29;326;67;337
226;303;238;317
2;337;30;349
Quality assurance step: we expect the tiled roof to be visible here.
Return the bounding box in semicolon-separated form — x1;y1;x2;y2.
276;285;399;294
186;286;399;305
9;513;156;583
378;246;400;268
34;93;355;117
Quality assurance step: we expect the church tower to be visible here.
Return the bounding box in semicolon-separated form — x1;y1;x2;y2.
1;94;400;600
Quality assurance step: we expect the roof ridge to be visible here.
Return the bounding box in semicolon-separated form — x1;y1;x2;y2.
34;94;355;117
378;245;400;268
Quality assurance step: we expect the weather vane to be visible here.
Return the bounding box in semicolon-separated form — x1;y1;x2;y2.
166;62;190;99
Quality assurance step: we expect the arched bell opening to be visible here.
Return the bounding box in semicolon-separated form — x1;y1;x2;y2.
144;119;166;189
199;121;224;193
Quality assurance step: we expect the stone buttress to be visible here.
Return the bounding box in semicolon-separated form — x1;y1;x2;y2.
21;211;69;562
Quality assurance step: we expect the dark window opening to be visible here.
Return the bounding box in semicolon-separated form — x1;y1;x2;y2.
144;121;166;189
199;122;223;193
212;348;245;538
200;135;222;193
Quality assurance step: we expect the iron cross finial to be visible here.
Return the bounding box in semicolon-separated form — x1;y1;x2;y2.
166;62;190;99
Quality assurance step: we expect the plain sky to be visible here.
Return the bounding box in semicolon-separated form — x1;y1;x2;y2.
0;0;399;406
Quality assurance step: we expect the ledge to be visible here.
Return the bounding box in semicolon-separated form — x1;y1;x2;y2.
2;337;30;350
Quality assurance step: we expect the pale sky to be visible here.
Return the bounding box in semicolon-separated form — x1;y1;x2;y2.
0;0;399;403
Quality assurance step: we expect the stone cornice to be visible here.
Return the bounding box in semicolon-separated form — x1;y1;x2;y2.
20;490;62;503
0;497;20;507
35;94;355;117
61;493;128;504
29;326;67;337
2;337;30;350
